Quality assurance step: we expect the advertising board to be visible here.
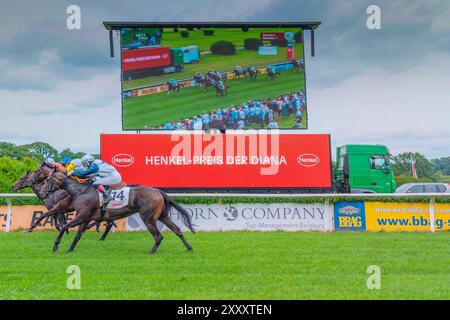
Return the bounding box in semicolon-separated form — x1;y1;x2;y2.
100;133;332;191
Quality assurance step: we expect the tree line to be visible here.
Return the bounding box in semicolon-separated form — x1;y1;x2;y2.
392;152;450;185
0;141;100;194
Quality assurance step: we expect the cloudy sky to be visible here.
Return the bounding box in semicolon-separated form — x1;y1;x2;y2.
1;0;449;158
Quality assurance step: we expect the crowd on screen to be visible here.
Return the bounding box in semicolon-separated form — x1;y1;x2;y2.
150;91;306;130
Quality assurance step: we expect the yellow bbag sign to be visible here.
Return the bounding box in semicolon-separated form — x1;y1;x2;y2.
365;202;450;232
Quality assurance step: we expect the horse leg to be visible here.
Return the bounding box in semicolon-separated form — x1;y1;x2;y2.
56;213;69;234
67;223;88;253
27;207;61;232
140;203;164;254
99;221;114;241
53;216;60;232
52;214;85;253
160;216;193;251
143;220;163;254
86;221;97;230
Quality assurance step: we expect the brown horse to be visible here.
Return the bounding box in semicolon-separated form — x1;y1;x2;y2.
12;165;70;232
41;170;195;254
12;164;115;238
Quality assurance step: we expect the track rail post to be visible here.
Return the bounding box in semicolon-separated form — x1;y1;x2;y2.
429;197;435;233
5;198;12;233
323;199;332;231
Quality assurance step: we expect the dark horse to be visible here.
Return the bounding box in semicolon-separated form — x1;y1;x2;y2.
214;81;227;97
267;69;280;81
203;78;216;91
193;75;214;91
41;171;195;254
208;71;226;83
232;68;247;80
12;164;69;232
246;68;259;80
165;82;183;95
193;74;205;87
12;164;115;239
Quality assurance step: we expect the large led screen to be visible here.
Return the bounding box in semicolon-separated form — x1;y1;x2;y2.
121;26;307;130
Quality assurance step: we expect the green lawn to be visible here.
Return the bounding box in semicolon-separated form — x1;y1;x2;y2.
123;69;305;129
0;231;448;299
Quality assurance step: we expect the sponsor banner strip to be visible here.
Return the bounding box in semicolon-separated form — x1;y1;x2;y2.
364;202;450;232
127;203;333;232
2;201;448;233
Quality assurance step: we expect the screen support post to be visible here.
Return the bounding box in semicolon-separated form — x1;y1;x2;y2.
109;29;114;58
310;29;315;57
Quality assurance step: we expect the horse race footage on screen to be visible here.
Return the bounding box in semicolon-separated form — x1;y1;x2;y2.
120;26;307;130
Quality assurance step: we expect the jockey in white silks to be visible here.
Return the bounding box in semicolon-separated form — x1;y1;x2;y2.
70;154;122;206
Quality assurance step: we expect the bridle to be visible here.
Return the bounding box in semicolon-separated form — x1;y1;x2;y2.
41;173;62;199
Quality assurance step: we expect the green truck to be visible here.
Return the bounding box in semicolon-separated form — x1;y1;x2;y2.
336;144;396;193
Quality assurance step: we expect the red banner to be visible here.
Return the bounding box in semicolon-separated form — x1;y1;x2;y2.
121;46;171;71
260;32;286;41
100;134;332;189
286;47;294;60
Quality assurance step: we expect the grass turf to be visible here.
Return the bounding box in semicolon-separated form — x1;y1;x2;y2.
123;70;305;129
0;231;448;299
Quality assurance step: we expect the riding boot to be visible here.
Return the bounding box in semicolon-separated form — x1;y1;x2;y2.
96;185;112;208
101;189;111;208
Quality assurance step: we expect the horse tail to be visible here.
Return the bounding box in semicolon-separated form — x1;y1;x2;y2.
160;191;196;233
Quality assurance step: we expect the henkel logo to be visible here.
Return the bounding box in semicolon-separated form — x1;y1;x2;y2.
112;154;135;167
297;154;320;167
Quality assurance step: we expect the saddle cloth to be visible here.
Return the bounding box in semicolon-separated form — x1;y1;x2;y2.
99;186;131;210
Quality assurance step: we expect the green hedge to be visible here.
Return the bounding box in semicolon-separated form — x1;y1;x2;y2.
203;29;214;36
210;41;236;55
2;195;450;206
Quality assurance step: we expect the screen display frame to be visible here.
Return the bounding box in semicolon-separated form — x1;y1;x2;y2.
117;23;310;132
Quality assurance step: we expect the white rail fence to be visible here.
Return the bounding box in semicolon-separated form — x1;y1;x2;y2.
1;193;448;233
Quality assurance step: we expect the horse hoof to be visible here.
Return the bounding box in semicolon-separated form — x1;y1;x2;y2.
53;247;59;253
24;228;33;233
